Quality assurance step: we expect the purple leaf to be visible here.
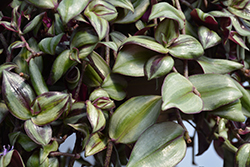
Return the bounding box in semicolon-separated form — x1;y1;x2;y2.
191;8;218;31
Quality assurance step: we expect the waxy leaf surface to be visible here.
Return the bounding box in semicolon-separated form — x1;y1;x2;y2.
109;95;161;143
85;132;107;156
85;0;118;21
155;19;179;47
127;122;186;167
38;33;64;55
189;74;242;111
108;0;134;12
212;100;245;122
235;143;250;167
121;36;169;54
161;72;203;114
198;26;221;49
113;45;158;76
70;26;98;49
23;12;45;34
24;120;52;145
145;55;174;80
2;71;35;120
40;140;58;164
57;0;89;24
114;0;149;23
149;2;185;29
197;56;243;74
84;12;109;40
101;73;127;101
168;35;204;59
31;92;71;125
25;0;57;9
86;100;106;133
48;49;77;85
29;59;48;95
231;79;250;117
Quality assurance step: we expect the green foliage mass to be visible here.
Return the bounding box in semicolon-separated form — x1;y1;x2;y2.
0;0;250;166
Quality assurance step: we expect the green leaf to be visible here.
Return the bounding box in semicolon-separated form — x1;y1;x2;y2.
99;41;118;52
231;79;250;117
231;16;250;36
2;71;35;120
228;6;250;21
0;102;8;124
0;62;18;77
110;31;127;47
114;0;149;24
161;72;203;114
89;88;109;101
86;100;106;133
0;150;25;167
40;140;58;164
145;55;174;80
121;36;169;54
84;12;109;40
229;32;249;50
168;34;204;59
27;151;40;167
38;33;64;55
17;133;38;152
24;120;52;146
101;73;127;101
64;102;86;124
29;59;49;95
23;12;45;34
68;123;89;135
84;51;110;80
235;143;250;167
112;45;159;76
108;0;134;12
48;49;77;85
48;157;59;167
149;2;185;30
8;41;26;53
70;26;99;49
57;0;89;24
25;0;57;9
228;0;249;9
54;13;64;35
197;56;243;74
85;132;107;157
89;88;115;110
109;95;162;143
31;92;71;125
198;26;221;49
85;0;118;21
212;100;245;122
127;122;186;167
189;74;242;111
155;19;179;47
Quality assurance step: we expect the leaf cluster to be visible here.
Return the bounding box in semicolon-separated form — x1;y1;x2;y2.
0;0;250;166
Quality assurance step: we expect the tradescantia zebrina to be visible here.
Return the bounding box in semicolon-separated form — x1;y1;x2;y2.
0;0;249;166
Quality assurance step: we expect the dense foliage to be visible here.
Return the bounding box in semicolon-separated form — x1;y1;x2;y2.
0;0;250;166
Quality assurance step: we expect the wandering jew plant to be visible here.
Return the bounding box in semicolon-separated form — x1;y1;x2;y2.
0;0;250;166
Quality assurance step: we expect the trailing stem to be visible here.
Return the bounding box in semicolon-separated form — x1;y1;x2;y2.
104;140;114;167
176;109;192;143
74;63;87;100
105;35;110;66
